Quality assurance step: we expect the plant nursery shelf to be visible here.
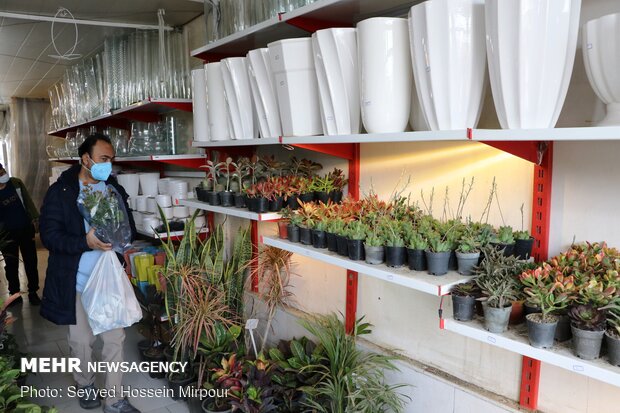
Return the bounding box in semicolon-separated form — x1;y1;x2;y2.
181;199;281;222
48;98;193;138
262;236;471;296
192;0;424;61
49;154;207;169
442;317;620;387
136;226;208;241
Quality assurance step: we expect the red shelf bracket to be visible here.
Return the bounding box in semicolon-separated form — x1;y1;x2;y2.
284;15;352;32
291;142;356;160
520;356;542;410
251;220;259;293
344;143;360;333
480;140;540;164
148;99;193;112
155;158;207;169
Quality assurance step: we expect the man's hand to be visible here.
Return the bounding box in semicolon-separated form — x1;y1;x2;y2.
86;228;112;251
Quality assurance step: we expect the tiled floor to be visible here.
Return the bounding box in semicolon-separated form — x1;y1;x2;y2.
4;248;190;413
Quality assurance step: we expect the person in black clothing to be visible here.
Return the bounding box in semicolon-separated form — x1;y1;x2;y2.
0;162;40;306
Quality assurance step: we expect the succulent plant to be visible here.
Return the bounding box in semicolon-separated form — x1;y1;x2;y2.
569;304;607;331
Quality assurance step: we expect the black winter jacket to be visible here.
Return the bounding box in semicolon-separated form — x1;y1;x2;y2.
39;164;137;325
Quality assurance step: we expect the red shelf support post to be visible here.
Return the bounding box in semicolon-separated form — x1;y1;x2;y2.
251;206;260;294
345;143;360;334
519;142;553;410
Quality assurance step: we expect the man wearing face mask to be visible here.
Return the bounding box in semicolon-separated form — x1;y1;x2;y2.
40;134;139;413
0;162;41;307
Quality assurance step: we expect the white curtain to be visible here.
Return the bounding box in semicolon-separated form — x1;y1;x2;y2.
0;109;8;170
8;98;50;208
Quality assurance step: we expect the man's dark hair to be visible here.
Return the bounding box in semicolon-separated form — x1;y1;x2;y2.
78;133;112;158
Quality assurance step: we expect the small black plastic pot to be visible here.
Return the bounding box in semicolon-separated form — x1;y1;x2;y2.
492;242;515;257
300;227;312;245
347;239;365;261
336;235;349;256
268;196;284;212
142;348;166;379
299;193;314;203
329;190;343;204
234;192;246;208
255;197;269;213
407;248;427;271
287;196;300;210
312;230;327;249
452;294;476;321
196;187;209;202
425;250;451;276
326;232;338;252
515;237;535;260
314;191;330;204
287;224;300;243
555;313;572;342
219;191;234;207
207;191;220;206
448;250;458;271
385;246;406;268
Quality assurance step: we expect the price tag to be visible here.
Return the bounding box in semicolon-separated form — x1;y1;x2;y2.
487;336;497;344
572;365;584;372
387;274;394;281
245;318;259;330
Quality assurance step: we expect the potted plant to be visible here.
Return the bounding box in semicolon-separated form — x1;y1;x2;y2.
491;225;516;257
602;300;620;366
456;235;480;276
346;220;366;261
364;228;385;265
200;160;220;205
451;281;480;322
327;168;348;203
406;231;427;272
267;177;286;212
310;175;335;204
425;232;451;276
216;157;235;207
287;212;303;243
520;264;573;348
324;218;340;253
297;177;315;204
569;304;607;360
203;353;240;412
278;207;292;240
254;182;270;213
334;219;350;257
196;176;212;202
514;230;535;260
283;176;301;210
382;220;406;268
232;157;251;208
297;201;317;246
311;219;328;249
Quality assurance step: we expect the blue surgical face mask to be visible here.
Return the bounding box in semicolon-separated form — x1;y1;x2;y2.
0;173;9;184
86;156;112;182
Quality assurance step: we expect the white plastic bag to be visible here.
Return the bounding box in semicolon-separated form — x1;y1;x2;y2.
81;250;142;335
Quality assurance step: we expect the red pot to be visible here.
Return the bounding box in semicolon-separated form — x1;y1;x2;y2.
278;221;289;240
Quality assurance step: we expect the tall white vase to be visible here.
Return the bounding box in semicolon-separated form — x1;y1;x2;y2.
357;17;412;134
312;28;360;136
191;68;210;141
583;13;620;126
409;0;486;131
205;62;231;141
221;57;258;140
247;48;282;138
485;0;581;130
268;38;322;137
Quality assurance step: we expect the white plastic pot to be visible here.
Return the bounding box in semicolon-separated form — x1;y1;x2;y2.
583;13;620;126
221;57;257;140
135;196;148;212
409;0;486;131
191;68;210;141
138;172;159;196
247;48;282;138
205;62;231;141
312;28;360;135
357;17;412;134
116;173;139;198
485;0;581;129
155;194;172;208
268;38;322;137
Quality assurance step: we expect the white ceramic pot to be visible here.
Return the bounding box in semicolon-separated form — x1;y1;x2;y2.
357;17;412;134
157;178;171;195
192;68;210;141
312;28;360;135
194;215;207;228
135;196;148;212
116;173;139;198
409;0;486;131
268;38;323;137
161;206;174;219
247;48;282;138
138;172;159;196
583;13;620;126
156;194;172;208
173;206;190;218
485;0;581;129
146;197;157;214
143;216;160;232
205;62;231;141
221;57;257;140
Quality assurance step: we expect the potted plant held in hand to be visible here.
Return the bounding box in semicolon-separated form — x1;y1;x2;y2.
451;281;481;322
520;265;573;348
425;233;451;276
456;235;481;276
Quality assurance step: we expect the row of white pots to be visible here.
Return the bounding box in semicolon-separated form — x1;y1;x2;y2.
192;0;620;140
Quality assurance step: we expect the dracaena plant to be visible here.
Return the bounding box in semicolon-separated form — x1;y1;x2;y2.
519;263;574;320
569;304;607;331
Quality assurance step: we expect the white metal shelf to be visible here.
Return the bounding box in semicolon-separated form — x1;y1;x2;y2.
136;226;208;240
443;317;620;387
49;154;206;163
262;236;471;296
182;199;281;221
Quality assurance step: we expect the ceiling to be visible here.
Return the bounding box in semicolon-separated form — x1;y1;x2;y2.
0;0;204;103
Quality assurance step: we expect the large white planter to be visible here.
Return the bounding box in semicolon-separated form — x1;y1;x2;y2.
485;0;581;130
583;13;620;126
357;17;412;134
268;38;322;137
312;28;361;136
409;0;486;131
191;68;210;141
221;57;257;140
247;48;282;139
205;62;231;141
